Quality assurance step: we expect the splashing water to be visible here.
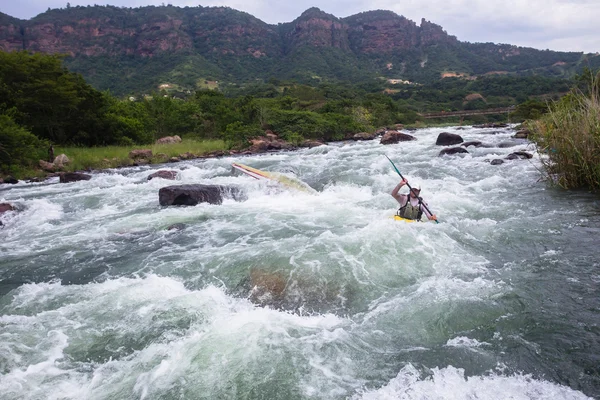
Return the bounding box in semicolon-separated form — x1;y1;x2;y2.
1;125;598;399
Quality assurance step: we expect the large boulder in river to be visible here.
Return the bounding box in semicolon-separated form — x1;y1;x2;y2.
60;172;92;183
159;184;246;206
435;132;463;146
439;147;469;156
380;131;416;145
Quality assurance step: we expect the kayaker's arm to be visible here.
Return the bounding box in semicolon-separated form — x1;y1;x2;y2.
391;179;407;203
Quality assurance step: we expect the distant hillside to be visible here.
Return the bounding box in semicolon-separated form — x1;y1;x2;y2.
0;5;596;95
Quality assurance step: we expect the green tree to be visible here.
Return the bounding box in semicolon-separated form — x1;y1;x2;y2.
0;114;49;174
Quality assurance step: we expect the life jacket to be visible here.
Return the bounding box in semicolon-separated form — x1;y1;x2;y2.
397;195;423;220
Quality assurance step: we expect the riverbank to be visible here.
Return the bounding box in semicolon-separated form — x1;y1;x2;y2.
1;139;228;182
1;120;514;184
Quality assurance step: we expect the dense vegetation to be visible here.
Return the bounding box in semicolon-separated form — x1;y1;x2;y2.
529;68;600;189
0;49;579;179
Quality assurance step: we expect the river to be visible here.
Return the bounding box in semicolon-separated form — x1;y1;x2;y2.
1;125;599;399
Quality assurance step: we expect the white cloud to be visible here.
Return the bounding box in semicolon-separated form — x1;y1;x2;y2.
1;0;598;52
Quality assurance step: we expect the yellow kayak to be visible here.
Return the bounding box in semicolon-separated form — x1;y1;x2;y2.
393;215;427;223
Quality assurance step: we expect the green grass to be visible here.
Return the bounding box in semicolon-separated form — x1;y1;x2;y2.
55;139;227;172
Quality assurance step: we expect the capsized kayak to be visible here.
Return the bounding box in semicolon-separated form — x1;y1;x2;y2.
232;163;316;194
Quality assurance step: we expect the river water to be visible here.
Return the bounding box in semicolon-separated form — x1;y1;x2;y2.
1;125;599;399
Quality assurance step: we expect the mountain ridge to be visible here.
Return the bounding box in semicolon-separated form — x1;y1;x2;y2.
0;5;593;95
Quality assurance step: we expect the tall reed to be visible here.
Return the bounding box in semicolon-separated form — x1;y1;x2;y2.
529;73;600;189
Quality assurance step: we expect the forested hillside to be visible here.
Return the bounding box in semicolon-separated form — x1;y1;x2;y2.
0;6;596;95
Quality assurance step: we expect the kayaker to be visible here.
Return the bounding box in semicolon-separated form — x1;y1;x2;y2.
391;179;437;221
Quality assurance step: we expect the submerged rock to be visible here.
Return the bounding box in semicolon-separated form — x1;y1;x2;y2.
148;170;178;180
506;151;533;160
461;141;483;148
439;147;469;156
159;184;246;206
0;203;15;226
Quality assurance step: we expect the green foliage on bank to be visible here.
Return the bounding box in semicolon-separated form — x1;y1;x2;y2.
0;115;49;175
0;49;579;179
529;68;600;189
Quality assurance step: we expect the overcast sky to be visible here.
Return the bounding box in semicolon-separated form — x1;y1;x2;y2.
1;0;598;53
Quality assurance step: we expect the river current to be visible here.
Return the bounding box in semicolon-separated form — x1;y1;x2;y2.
1;125;599;399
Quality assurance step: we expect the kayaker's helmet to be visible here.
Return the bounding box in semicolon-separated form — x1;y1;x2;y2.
411;183;421;191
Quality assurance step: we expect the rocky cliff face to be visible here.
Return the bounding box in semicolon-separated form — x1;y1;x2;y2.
0;6;582;93
283;8;350;51
345;11;420;53
419;18;457;46
0;7;458;58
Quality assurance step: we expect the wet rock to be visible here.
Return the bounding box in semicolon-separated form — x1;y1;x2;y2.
299;140;325;148
380;131;416;145
204;150;228;158
148;170;178;180
506;151;533;160
490;159;504;165
1;176;18;184
435;132;463;146
159;184;246;206
513;129;530;139
169;157;181;163
0;203;15;226
439;147;469;156
59;172;92;183
353;132;377;141
0;203;15;214
497;141;523;148
461;141;483;148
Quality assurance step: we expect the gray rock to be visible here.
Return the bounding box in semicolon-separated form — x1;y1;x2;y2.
59;172;92;183
439;147;469;156
159;184;246;206
148;170;178;180
435;132;464;146
380;131;416;145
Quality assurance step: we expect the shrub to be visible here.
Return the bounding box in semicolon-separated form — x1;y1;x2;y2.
0;114;49;174
529;72;600;189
